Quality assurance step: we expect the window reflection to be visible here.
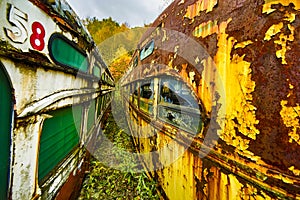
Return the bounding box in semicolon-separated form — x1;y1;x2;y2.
132;83;139;106
140;81;154;114
160;78;197;108
141;83;153;100
140;40;154;60
126;77;203;134
158;77;202;134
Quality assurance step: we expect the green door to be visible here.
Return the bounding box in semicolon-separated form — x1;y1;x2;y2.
38;106;81;182
0;64;12;199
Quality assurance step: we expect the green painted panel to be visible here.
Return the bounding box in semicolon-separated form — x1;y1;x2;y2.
49;34;89;72
93;65;101;78
38;106;82;182
0;65;12;200
97;96;103;118
87;100;96;132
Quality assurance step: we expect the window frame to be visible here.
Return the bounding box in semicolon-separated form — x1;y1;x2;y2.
140;40;155;61
139;79;155;116
157;77;202;134
48;33;89;72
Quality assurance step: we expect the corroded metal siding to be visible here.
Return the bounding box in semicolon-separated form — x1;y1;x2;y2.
124;0;300;199
0;0;113;199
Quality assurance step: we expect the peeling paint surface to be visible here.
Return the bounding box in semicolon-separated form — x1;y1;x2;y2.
1;58;91;117
124;0;300;199
11;116;46;200
0;0;113;199
280;100;300;145
184;0;218;20
221;54;260;156
263;0;300;14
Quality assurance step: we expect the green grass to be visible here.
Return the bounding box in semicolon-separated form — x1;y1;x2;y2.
79;110;159;200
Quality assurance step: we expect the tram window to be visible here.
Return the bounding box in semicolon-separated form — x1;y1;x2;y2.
158;77;202;134
97;96;103;117
131;56;138;68
133;56;138;67
49;33;89;72
93;64;101;78
132;83;139;107
140;40;154;60
160;79;197;108
87;99;96;132
101;73;106;83
140;80;154;114
140;83;153;99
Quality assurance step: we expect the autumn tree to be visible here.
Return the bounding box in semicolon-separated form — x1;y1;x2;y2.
84;17;145;81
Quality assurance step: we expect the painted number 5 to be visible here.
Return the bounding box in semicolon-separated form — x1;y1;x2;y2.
5;4;28;44
5;4;46;51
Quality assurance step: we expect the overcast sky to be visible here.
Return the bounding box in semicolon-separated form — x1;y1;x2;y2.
67;0;173;27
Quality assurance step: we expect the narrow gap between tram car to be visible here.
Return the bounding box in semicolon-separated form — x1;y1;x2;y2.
78;96;160;199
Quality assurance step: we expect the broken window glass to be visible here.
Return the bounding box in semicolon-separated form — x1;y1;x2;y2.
140;40;154;60
158;77;202;134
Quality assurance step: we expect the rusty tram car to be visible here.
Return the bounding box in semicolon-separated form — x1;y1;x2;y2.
0;0;113;199
121;0;300;199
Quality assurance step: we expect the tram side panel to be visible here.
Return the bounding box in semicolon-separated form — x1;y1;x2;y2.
0;0;113;199
123;0;300;199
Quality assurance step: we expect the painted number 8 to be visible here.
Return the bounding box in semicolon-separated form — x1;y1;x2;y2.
30;22;45;51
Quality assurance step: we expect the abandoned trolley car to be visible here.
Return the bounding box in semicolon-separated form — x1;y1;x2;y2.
0;0;113;199
122;0;300;199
